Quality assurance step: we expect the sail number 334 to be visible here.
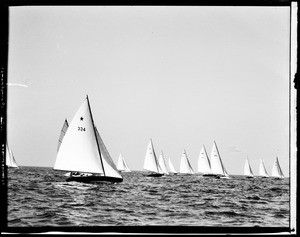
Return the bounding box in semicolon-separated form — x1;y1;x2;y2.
78;127;86;131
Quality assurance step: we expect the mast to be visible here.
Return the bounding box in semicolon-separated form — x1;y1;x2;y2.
86;95;106;176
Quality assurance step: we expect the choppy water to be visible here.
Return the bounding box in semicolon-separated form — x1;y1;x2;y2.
6;167;289;230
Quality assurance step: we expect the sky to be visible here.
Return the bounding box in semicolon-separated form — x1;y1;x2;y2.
7;6;291;176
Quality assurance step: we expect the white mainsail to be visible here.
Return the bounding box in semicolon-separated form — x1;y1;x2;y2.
179;149;194;174
57;119;69;152
54;96;122;181
143;139;163;174
197;145;211;174
117;153;131;172
259;159;269;177
168;157;177;174
271;157;284;179
158;151;169;175
6;143;18;168
210;141;228;176
244;157;254;177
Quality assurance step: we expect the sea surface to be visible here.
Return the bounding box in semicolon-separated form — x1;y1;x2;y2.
6;166;289;231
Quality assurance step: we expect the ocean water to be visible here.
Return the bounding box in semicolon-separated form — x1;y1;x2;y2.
6;166;289;231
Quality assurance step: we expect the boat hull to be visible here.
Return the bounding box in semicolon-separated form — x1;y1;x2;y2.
146;173;164;177
66;175;123;183
202;174;221;178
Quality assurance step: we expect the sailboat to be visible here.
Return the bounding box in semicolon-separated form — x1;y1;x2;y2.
117;153;131;172
179;149;195;174
258;158;269;178
54;96;123;183
158;151;169;175
168;157;178;175
143;139;164;177
209;141;229;178
197;145;211;176
244;157;254;178
271;157;285;179
6;142;19;168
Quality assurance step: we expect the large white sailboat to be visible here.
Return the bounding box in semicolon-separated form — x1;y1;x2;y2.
197;145;211;175
143;139;164;177
158;151;169;175
244;157;254;178
54;96;123;183
271;157;284;179
6;142;19;168
258;158;269;178
168;157;177;175
209;141;229;178
117;153;131;172
179;149;195;174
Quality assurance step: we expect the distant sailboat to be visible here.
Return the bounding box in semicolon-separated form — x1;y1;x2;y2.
258;159;269;178
158;151;169;175
271;157;284;179
143;139;164;177
6;142;18;168
210;141;229;178
117;153;131;172
179;149;194;174
197;145;211;175
168;157;177;175
244;157;254;178
54;96;123;183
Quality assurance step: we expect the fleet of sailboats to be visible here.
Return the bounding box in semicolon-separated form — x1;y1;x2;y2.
6;142;19;168
244;157;254;178
143;139;164;177
117;153;131;172
53;96;123;183
179;149;195;174
271;157;285;179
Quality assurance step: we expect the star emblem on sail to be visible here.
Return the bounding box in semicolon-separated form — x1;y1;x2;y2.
54;96;122;181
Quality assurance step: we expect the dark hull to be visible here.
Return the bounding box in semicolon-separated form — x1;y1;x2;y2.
66;175;123;183
203;174;221;179
146;173;164;177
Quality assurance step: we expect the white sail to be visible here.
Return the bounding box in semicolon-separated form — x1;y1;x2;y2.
57;119;69;152
6;143;18;168
244;157;254;177
54;97;105;174
272;157;284;178
158;151;169;175
210;141;228;176
179;149;194;174
168;157;177;174
259;159;269;177
117;153;131;172
143;139;163;174
197;145;211;174
94;127;123;179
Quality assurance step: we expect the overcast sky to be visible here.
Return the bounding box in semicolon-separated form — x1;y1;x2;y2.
7;6;290;176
